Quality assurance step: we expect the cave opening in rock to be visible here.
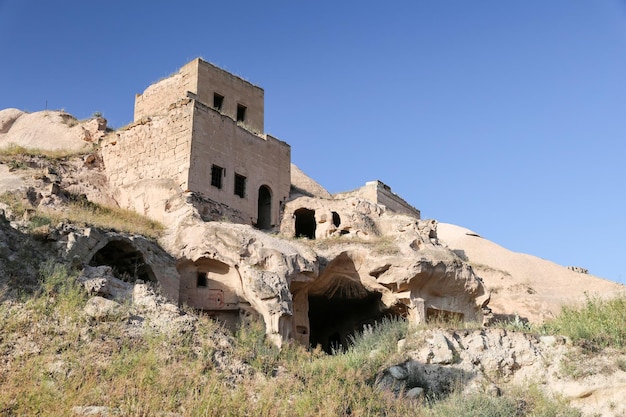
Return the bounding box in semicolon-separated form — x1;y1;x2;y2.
294;208;316;239
308;283;400;354
331;211;341;227
89;240;156;283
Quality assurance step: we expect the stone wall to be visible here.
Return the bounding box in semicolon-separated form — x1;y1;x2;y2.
195;59;264;134
335;180;420;219
134;59;264;133
187;101;291;227
134;69;194;120
101;99;194;213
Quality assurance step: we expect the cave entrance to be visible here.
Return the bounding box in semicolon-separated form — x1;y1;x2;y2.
257;185;272;230
294;208;316;239
89;240;156;283
308;285;398;354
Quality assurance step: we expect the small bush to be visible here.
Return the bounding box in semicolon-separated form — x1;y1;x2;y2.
542;295;626;350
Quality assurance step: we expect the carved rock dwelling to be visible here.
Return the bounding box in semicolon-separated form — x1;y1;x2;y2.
97;59;489;348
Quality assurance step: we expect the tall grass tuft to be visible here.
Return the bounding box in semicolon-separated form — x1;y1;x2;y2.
542;294;626;350
423;384;581;417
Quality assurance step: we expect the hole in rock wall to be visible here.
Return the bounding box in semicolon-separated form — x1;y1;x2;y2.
308;283;401;354
294;208;316;239
331;212;341;227
89;240;156;283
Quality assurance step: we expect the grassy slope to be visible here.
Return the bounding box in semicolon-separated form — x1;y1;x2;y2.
0;146;620;416
1;262;613;416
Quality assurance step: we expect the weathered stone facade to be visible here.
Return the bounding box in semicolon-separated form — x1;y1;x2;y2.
101;58;291;228
334;180;420;219
95;58;487;347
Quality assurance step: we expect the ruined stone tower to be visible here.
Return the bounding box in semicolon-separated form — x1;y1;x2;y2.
101;58;291;228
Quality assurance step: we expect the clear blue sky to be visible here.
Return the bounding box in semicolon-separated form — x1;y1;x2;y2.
1;1;625;285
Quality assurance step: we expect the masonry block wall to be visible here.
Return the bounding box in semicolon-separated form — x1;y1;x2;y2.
102;58;290;228
102;99;194;195
134;69;195;120
188;102;290;226
194;60;264;133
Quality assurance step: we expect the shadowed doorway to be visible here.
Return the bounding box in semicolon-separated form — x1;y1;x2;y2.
257;185;272;230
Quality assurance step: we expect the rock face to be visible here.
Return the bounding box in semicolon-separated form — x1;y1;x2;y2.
153;192;488;348
437;223;626;323
378;328;626;417
3;104;622;353
0;109;107;152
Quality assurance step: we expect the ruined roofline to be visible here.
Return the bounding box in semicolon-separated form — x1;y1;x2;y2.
195;57;263;92
188;93;288;149
134;58;265;133
333;180;420;219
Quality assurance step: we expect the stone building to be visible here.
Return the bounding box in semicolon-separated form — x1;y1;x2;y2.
101;58;291;229
97;58;486;347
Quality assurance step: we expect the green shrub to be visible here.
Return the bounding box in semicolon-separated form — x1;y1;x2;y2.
542;295;626;350
424;384;581;417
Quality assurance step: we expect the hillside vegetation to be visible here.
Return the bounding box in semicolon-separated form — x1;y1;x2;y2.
1;134;625;416
3;261;621;416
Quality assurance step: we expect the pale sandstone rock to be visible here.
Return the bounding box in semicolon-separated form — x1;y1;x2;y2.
381;328;626;417
71;406;118;416
0;109;106;152
78;265;133;300
290;163;332;199
83;296;125;321
437;223;626;323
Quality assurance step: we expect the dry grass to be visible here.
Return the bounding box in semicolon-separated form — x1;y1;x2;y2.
0;143;87;161
298;234;401;256
0;266;583;417
0;191;164;239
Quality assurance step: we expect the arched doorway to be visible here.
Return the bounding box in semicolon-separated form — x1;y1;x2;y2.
257;185;272;230
89;240;156;283
308;286;400;354
294;208;316;239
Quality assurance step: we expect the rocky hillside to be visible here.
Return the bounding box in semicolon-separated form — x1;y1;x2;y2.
437;223;626;323
1;108;625;416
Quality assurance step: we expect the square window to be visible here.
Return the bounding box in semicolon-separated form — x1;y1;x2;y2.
213;93;224;111
211;165;223;189
197;272;207;287
234;173;246;198
236;104;246;123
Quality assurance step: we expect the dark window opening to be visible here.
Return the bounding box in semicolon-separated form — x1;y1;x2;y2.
294;208;316;239
213;93;224;111
211;165;223;189
234;174;246;198
332;212;341;227
89;240;156;283
197;272;208;287
257;185;272;230
236;104;246;122
308;287;400;354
